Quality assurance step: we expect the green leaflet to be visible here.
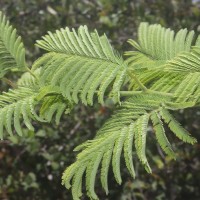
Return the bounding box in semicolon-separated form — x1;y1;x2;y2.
133;22;195;61
17;68;41;88
112;127;127;184
123;123;135;178
86;151;104;199
0;11;26;77
37;85;73;124
100;142;115;194
174;72;200;103
160;109;197;144
35;26;127;105
150;111;176;159
125;22;198;97
164;47;200;73
134;114;151;173
36;26;120;62
39;95;72;124
72;165;86;200
0;84;70;139
62;91;197;199
0;87;44;139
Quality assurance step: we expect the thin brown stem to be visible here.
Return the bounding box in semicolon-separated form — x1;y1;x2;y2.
2;78;17;89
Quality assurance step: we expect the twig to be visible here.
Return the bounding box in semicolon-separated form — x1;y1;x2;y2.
120;90;173;97
1;78;17;89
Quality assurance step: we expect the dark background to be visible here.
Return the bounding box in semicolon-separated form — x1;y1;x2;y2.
0;0;200;199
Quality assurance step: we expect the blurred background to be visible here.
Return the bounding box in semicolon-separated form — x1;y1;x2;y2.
0;0;200;199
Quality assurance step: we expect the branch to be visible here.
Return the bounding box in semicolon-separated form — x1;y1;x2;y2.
120;90;173;98
1;78;17;89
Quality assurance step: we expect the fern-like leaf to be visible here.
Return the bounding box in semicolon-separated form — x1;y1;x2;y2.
36;85;74;124
0;87;44;139
35;26;127;105
0;11;26;77
17;68;41;88
150;111;176;158
160;108;197;144
0;18;198;200
126;23;200;101
126;23;195;65
62;94;196;199
134;114;151;173
164;46;200;73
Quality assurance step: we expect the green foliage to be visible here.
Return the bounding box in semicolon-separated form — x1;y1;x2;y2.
62;94;197;199
0;10;199;200
0;87;43;139
164;46;200;73
35;26;127;105
125;22;195;70
0;11;26;78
